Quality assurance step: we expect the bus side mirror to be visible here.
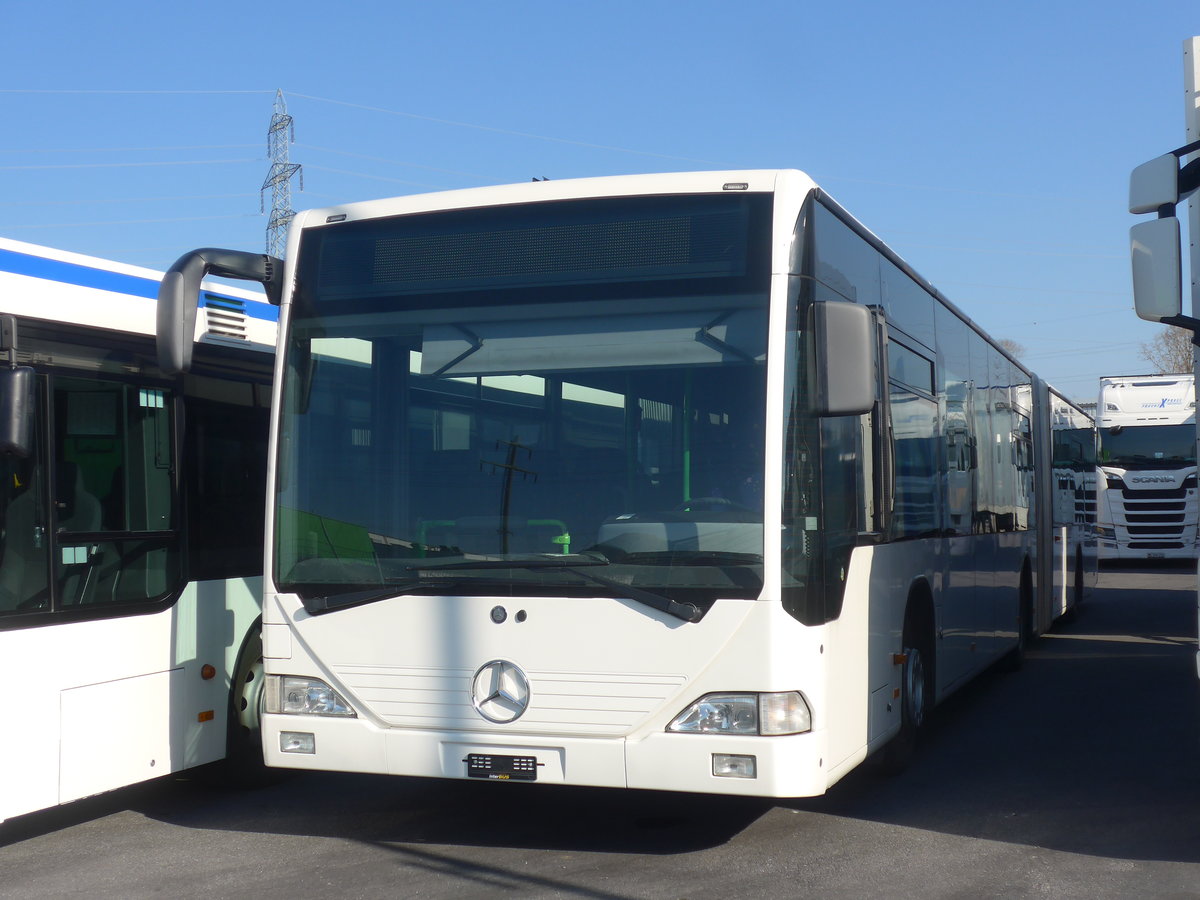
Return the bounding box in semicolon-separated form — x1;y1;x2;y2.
157;267;200;375
1130;217;1182;323
0;366;37;458
811;300;875;417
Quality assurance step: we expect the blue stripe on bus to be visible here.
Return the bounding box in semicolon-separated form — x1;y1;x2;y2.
0;247;280;322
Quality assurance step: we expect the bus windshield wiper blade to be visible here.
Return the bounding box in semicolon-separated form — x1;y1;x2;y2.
556;565;702;623
300;556;700;623
609;550;764;566
410;555;701;623
300;558;609;613
410;554;611;571
302;580;450;615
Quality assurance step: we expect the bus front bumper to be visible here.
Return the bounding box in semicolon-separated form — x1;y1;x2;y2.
262;713;833;798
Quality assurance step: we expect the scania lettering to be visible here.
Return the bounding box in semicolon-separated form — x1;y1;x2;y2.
159;170;1095;798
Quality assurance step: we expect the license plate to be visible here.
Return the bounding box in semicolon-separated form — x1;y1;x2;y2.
465;753;538;781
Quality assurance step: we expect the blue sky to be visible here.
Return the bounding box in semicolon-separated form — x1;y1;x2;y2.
1;1;1197;402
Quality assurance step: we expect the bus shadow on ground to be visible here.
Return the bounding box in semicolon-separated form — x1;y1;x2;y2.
791;567;1200;865
153;774;772;856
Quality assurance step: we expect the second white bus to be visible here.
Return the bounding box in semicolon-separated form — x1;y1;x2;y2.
0;237;276;824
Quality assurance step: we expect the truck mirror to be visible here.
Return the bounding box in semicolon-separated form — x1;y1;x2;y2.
1130;217;1182;322
811;300;875;417
1129;154;1181;214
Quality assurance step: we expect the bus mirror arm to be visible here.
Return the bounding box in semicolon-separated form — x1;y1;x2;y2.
1159;314;1200;348
156;248;284;375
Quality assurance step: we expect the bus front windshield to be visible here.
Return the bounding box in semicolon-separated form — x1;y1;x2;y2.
275;193;772;614
1100;424;1196;470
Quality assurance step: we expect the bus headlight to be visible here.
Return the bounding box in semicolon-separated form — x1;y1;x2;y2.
667;692;811;736
266;675;356;717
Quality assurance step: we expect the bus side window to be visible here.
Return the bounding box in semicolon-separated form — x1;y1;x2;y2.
51;378;180;608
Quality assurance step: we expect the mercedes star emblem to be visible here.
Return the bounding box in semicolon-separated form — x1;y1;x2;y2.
470;659;531;724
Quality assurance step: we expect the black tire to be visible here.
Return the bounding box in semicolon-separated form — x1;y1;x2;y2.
878;606;931;776
1074;547;1085;611
1003;564;1033;672
219;626;285;787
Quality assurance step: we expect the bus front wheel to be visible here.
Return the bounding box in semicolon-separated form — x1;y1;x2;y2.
877;601;931;775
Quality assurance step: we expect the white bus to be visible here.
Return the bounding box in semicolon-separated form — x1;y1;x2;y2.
1095;374;1197;561
159;170;1091;798
0;237;276;823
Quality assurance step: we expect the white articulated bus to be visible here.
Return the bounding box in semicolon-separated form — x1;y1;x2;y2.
159;170;1092;798
0;237;276;824
1095;374;1197;561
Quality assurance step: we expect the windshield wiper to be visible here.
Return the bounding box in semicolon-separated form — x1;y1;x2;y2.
604;550;764;566
298;559;605;615
550;564;702;623
302;581;449;615
407;555;702;623
411;553;610;571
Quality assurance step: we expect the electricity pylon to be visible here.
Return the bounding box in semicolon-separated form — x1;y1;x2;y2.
262;90;302;258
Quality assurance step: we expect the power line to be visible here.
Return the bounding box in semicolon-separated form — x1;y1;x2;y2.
0;145;260;154
285;92;729;166
0;89;273;95
4;213;260;229
1;88;1097;205
0;159;259;171
0;193;259;207
302;164;445;190
297;144;496;180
